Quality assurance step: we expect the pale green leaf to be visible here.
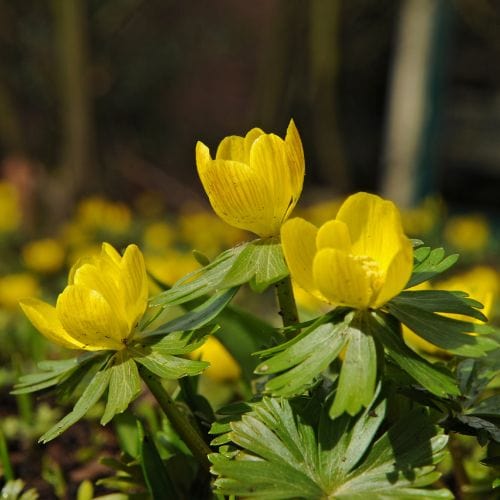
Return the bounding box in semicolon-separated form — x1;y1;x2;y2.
220;237;289;292
101;351;142;425
330;320;377;418
39;366;112;442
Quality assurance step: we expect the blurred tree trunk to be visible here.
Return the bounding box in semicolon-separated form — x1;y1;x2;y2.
309;0;348;193
381;0;451;207
50;0;97;218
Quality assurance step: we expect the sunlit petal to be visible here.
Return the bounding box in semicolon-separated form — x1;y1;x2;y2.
284;119;305;198
281;218;321;297
316;220;351;252
336;192;405;270
216;135;246;162
19;298;86;350
373;241;413;308
197;158;274;236
57;285;128;350
120;244;149;331
313;248;372;308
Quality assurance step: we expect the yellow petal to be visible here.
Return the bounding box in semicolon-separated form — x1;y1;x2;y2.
190;336;241;382
281;218;322;298
373;241;413;308
313;248;372;308
197;158;274;236
316;220;351;252
284;119;305;198
244;128;265;162
19;298;86;350
250;134;297;229
336;192;406;270
120;244;149;331
196;141;212;171
72;262;124;320
102;242;122;265
57;285;128;350
216;135;246;162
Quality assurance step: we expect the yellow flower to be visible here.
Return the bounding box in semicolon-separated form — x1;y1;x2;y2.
22;238;65;274
281;192;413;309
76;196;132;235
196;120;305;237
178;210;247;257
444;214;490;253
0;273;39;310
20;243;148;351
146;250;199;289
404;266;498;355
190;336;241;382
143;221;175;253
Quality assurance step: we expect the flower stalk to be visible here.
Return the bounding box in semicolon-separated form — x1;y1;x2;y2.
275;275;299;329
138;366;212;473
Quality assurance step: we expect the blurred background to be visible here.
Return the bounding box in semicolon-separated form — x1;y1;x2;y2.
1;0;500;222
2;1;500;496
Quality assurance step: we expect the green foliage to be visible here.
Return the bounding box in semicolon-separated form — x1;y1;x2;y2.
219;237;289;292
209;396;452;499
151;238;288;307
388;291;498;357
256;306;463;418
407;246;459;288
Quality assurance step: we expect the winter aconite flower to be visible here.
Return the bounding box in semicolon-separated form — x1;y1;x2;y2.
196;120;305;237
281;192;413;309
20;243;148;351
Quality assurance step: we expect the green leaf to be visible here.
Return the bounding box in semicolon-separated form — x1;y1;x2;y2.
387;301;498;357
129;332;209;380
210;396;452;499
392;290;487;322
151;245;246;306
220;237;288;292
330;317;377;418
101;351;142;425
139;424;178;499
255;319;349;398
12;354;100;395
369;312;459;397
39;365;112;443
140;287;238;339
467;394;500;418
407;246;459;288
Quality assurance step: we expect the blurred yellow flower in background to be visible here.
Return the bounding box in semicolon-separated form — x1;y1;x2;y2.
196;120;305;237
404;266;499;355
146;250;199;290
444;214;490;253
296;199;343;227
22;238;66;274
143;221;175;253
0;181;21;233
282;192;413;310
190;336;241;382
0;273;39;310
76;196;132;235
20;243;148;351
178;210;247;256
401;197;441;237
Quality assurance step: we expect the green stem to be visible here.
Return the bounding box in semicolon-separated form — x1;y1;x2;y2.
139;366;212;473
275;275;299;328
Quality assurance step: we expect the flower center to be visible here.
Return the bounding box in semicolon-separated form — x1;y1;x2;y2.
350;254;384;295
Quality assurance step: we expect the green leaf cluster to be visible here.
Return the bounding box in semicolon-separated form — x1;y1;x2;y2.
210;396;452;499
